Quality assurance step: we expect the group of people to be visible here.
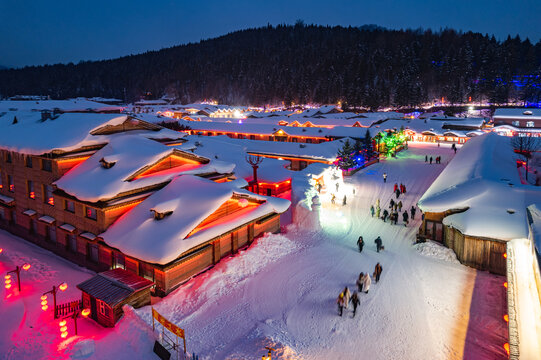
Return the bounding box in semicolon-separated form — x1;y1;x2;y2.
370;183;418;227
330;193;347;206
425;155;442;164
356;235;383;253
337;263;383;317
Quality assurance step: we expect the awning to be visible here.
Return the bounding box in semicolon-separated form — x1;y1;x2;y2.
59;223;76;233
22;209;37;217
80;232;97;241
0;194;15;207
38;216;55;224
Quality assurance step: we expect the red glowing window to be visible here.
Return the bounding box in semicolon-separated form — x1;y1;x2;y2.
44;185;54;206
27;180;35;199
86;207;97;220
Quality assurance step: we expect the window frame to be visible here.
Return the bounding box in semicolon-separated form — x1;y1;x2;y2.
43;185;54;206
27;180;35;199
65;200;75;213
25;156;33;168
41;159;52;172
85;206;97;220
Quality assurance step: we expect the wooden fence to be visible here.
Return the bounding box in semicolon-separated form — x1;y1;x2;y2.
55;299;82;318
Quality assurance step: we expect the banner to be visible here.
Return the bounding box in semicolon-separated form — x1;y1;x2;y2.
152;308;185;339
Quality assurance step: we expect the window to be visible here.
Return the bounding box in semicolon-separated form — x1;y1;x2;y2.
249;135;256;140
98;300;108;316
113;253;125;269
292;137;298;143
0;173;3;189
25;156;32;168
65;200;75;213
8;175;14;192
85;207;97;220
527;121;535;128
88;244;99;263
47;226;57;243
27;180;35;199
141;263;155;281
512;120;520;127
41;159;52;172
44;185;54;206
66;234;77;253
5;152;12;163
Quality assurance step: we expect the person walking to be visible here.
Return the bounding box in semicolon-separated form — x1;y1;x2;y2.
376;204;381;218
357;236;364;253
356;273;364;292
350;291;360;317
336;182;340;192
429;156;433;164
410;205;416;220
374;236;383;252
454;147;457;154
393;183;398;192
425;155;428;163
374;263;383;283
402;211;409;226
343;287;351;310
383;173;387;183
403;184;407;194
382;209;389;222
389;198;395;209
376;198;380;208
393;211;399;225
331;193;336;204
398;200;403;212
362;273;372;294
337;292;345;316
370;205;375;217
395;188;400;199
343;195;347;206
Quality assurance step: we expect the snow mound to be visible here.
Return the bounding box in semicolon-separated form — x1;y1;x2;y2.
67;339;95;359
415;241;460;264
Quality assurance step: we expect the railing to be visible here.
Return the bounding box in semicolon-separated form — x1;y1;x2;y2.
55;299;82;318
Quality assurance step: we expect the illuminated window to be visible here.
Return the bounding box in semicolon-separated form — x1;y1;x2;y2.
44;185;54;205
41;159;52;172
113;253;125;269
8;175;14;192
512;120;519;126
85;207;97;220
526;121;535;128
27;180;35;199
25;156;32;168
65;200;75;213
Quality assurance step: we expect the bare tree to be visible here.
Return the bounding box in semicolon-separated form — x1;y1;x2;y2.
511;134;541;182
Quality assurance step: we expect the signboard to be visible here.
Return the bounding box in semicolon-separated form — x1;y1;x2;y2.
152;307;186;354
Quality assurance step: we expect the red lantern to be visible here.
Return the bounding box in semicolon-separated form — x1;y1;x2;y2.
59;320;68;339
22;263;31;271
41;295;48;311
59;283;68;291
81;308;91;317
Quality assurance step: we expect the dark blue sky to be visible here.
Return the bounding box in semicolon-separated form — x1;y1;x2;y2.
1;0;539;68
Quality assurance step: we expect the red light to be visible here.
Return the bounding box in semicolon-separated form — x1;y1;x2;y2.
503;343;510;356
503;253;507;258
5;284;11;289
0;248;3;254
81;308;91;317
29;191;35;199
9;185;14;192
59;320;66;327
503;282;508;288
22;263;31;271
504;314;509;322
41;305;48;311
59;283;68;291
60;332;68;339
47;198;54;206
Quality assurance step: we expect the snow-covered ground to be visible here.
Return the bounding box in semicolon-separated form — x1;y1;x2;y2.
0;142;508;359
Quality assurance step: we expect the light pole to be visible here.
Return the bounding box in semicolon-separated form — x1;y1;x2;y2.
5;263;31;292
42;283;68;318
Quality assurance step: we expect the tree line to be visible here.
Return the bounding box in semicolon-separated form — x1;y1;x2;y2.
1;24;541;109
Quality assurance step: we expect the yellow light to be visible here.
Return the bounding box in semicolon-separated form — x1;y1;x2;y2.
59;320;66;327
22;263;31;271
504;314;509;322
5;284;11;289
61;332;68;339
81;308;91;317
4;275;10;280
60;326;67;332
41;300;47;306
59;283;68;291
503;282;508;288
41;305;48;311
5;279;11;284
41;295;47;301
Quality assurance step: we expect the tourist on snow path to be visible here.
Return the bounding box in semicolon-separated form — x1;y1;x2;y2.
393;183;398;192
370;205;375;217
389;198;395;209
350;291;360;317
402;211;409;226
383;173;387;183
393;211;399;225
376;198;380;208
357;236;364;253
382;209;389;222
454;147;457;154
374;236;383;252
376;205;381;218
374;263;383;283
357;273;364;292
398;201;403;212
336;182;340;192
343;287;351;310
430;156;433;164
425;155;428;163
362;273;372;293
410;206;416;220
395;188;400;199
343;195;347;206
331;193;336;204
403;184;407;194
337;292;345;316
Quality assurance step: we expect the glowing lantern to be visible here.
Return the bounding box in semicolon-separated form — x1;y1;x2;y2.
0;248;3;254
503;253;507;259
41;295;48;311
59;283;68;291
503;282;508;289
22;263;31;271
59;319;68;338
504;314;509;322
503;343;510;356
4;274;12;289
60;332;68;339
4;275;11;280
81;308;91;317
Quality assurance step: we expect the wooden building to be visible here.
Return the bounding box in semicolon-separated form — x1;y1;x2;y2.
77;268;154;327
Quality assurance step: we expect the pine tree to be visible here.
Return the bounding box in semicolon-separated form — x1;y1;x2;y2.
337;139;356;170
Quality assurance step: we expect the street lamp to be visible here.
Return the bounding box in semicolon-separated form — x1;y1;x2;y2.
5;263;31;292
262;346;275;360
42;282;68;318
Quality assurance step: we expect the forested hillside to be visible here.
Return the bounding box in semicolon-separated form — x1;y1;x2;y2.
1;24;541;108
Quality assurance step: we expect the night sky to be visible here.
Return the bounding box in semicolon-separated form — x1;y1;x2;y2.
1;0;539;68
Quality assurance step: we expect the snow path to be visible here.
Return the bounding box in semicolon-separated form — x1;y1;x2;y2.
138;142;504;359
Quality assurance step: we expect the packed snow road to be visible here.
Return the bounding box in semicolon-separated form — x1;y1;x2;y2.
142;142;506;360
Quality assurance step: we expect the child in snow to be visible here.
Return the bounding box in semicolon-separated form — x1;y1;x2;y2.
343;287;351;309
374;236;383;252
362;273;372;293
374;263;383;283
336;182;340;192
350;291;360;317
403;184;407;194
389;198;395;209
370;205;375;217
331;193;336;204
376;198;380;208
395;188;400;199
357;236;364;253
357;273;364;292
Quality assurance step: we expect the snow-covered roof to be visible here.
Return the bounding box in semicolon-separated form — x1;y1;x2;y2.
243;137;350;162
0;112;183;155
54;135;234;202
527;204;541;254
374;117;483;135
494;108;541;120
101;175;290;264
418;133;541;241
0;98;122;113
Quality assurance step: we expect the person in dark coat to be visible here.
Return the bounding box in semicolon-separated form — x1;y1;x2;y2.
394;211;399;225
454;147;457;154
357;236;364;253
374;263;383;283
343;195;347;206
337;292;345;316
398;201;403;212
374;236;383;252
383;173;387;183
425;155;428;163
429;156;433;164
389;198;395;209
395;188;400;199
410;206;416;220
370;205;375;217
382;209;389;222
402;184;406;194
350;291;360;317
402;211;409;226
356;272;364;292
